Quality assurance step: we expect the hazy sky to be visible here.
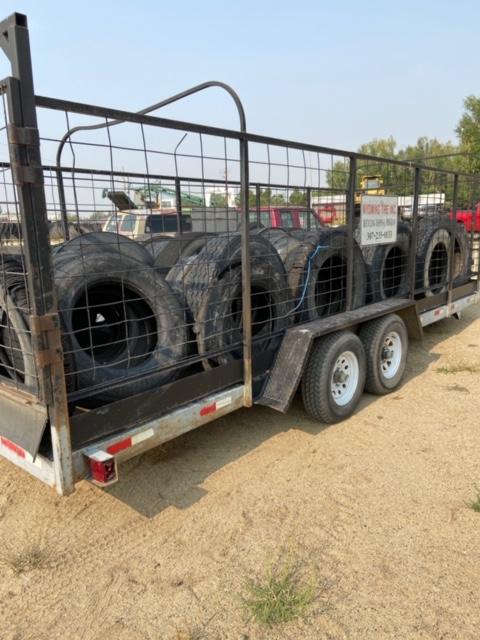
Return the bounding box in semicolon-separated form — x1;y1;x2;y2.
1;0;478;153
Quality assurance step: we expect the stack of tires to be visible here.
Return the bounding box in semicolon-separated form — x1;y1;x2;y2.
414;216;471;296
165;232;292;366
51;233;187;404
0;213;473;407
0;255;37;391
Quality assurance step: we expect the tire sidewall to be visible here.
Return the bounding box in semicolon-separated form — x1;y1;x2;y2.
377;319;407;390
325;333;366;420
422;228;450;296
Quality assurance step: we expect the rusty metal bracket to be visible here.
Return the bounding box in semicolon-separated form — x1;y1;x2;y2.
29;313;63;369
7;123;39;146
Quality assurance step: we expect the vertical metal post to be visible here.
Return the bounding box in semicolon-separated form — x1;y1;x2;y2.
0;13;74;494
255;184;261;226
408;167;421;298
56;173;70;239
240;133;252;406
306;187;312;230
447;174;459;305
345;157;356;310
174;176;183;235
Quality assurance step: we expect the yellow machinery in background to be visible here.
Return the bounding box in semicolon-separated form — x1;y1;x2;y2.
355;175;385;204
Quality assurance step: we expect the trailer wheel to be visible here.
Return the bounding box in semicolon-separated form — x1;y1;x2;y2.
359;314;408;395
301;331;366;423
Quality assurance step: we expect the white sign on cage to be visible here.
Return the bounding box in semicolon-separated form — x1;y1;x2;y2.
360;195;399;246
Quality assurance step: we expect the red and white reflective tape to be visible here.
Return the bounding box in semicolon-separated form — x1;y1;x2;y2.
107;427;154;455
0;436;26;459
200;396;232;417
0;437;46;470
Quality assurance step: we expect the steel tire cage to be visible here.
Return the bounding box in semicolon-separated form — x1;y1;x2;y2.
0;12;478;494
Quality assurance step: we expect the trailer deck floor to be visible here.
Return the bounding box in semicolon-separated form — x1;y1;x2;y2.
1;305;480;639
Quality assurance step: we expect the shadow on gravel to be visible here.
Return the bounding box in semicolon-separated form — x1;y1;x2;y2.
106;307;479;518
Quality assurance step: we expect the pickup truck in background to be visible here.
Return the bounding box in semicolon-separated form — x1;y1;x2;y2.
249;206;320;229
103;210;193;238
103;205;321;239
451;204;480;233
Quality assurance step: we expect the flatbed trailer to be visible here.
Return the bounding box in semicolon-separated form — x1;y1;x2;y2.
0;13;478;495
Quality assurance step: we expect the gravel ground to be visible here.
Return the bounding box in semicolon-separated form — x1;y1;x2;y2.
1;304;480;639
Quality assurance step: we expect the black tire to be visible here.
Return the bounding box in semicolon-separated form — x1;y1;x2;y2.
170;233;292;366
285;226;367;320
415;217;451;297
0;255;37;390
452;222;472;286
49;221;84;242
54;250;187;404
358;314;408;395
53;231;153;267
148;232;216;273
301;331;366;423
356;222;411;302
256;227;303;263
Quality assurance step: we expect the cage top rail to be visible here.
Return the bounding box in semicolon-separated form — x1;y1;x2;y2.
53;80;247;170
35;94;480;180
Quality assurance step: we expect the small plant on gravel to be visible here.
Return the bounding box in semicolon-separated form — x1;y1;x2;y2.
242;562;316;627
436;361;480;375
467;487;480;513
1;540;50;574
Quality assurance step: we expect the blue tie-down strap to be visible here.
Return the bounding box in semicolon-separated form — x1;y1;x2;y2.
291;244;328;314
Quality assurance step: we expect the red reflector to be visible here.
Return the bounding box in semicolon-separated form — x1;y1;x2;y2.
107;437;132;455
89;455;117;487
0;437;25;458
200;402;216;416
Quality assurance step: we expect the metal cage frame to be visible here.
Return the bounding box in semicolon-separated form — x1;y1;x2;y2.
0;13;478;495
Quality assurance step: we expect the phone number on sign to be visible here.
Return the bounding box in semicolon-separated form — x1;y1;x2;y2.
365;230;394;242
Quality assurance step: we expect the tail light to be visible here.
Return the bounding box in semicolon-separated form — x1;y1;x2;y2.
88;451;118;487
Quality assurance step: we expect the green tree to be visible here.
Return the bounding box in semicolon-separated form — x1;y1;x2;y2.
209;192;228;207
288;189;307;206
326;135;469;202
235;190;257;207
236;188;286;207
325;159;349;192
89;211;107;221
455;96;480;205
456;95;480;175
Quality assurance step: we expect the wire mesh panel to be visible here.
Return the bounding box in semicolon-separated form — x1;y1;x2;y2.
0;92;40;396
4;90;477;418
247;142;358;322
35;112;241;407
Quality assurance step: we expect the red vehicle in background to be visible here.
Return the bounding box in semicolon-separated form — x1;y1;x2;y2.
451;204;480;233
249;206;321;229
314;204;339;225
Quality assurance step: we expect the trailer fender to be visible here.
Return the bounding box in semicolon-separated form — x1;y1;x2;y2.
257;298;415;413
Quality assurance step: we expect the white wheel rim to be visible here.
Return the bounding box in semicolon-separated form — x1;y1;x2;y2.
330;350;359;406
381;331;402;379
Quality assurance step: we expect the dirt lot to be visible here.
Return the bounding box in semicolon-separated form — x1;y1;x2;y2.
1;305;480;639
